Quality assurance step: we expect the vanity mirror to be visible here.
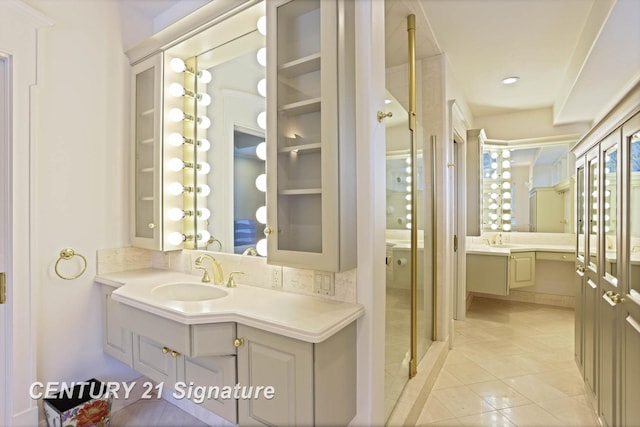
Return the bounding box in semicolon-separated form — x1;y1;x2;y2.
163;2;267;255
479;136;579;233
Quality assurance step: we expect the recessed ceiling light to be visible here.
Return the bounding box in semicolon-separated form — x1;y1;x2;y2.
502;77;520;85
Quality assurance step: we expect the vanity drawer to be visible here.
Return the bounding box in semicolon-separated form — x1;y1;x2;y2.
536;251;575;262
120;304;190;356
191;323;236;357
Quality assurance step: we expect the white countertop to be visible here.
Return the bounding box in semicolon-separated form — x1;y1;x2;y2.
466;243;575;256
96;269;364;344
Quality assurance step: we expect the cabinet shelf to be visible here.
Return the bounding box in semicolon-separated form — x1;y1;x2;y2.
278;143;321;154
280;98;321;115
279;53;321;78
279;188;322;196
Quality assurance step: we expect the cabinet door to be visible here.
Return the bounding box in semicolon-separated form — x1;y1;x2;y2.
509;252;535;289
236;325;313;426
266;0;356;272
101;286;133;366
131;54;164;250
575;161;586;373
181;356;237;424
132;335;178;387
466;254;508;296
620;111;640;426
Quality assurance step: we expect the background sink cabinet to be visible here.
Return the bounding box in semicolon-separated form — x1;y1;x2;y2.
466;252;535;296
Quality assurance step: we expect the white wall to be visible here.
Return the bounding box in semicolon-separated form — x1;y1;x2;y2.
27;0;139;401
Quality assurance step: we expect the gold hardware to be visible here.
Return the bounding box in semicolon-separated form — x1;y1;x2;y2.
562;255;567;259
612;294;625;304
510;256;516;260
162;346;169;354
233;338;244;348
606;290;615;297
264;227;272;236
227;271;245;288
171;350;179;357
242;247;257;256
148;223;156;229
54;248;88;280
207;237;222;251
453;235;458;252
0;272;6;304
377;111;393;122
577;265;586;273
195;254;224;284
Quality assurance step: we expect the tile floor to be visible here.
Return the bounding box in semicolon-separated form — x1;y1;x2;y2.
110;398;209;426
415;297;599;426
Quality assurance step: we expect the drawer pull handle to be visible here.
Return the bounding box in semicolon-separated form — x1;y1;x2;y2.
233;338;245;348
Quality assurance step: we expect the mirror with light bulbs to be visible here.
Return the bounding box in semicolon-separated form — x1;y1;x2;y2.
480;140;576;233
162;1;267;254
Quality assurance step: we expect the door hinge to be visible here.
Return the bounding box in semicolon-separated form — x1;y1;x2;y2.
0;272;6;304
453;235;458;252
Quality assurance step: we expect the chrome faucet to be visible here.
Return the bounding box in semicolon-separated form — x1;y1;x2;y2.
194;254;224;285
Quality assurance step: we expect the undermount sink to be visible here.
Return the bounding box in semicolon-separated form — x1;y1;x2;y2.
152;282;229;301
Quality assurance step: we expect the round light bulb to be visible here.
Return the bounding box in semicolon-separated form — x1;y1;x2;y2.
198;184;211;197
502;160;511;168
257;111;267;130
257;16;267;35
503;224;512;231
197;162;211;175
168;108;185;122
168;82;185;97
490;224;498;230
490;152;498;159
168;133;184;147
491;162;498;170
255;174;267;192
406;204;411;211
489;203;498;210
405;186;411;192
405;167;411;174
406;223;412;230
256;48;267;66
167;158;185;171
503;203;511;210
197;116;211;129
503;171;511;179
405;176;412;183
405;194;411;201
197;139;211;152
198;208;211;220
405;157;411;165
197;230;211;243
170;58;186;73
490;193;498;200
491;172;498;179
502;150;511;158
256;142;267;160
256;239;267;256
503;192;512;199
256;206;267;224
197;93;212;106
257;78;267;97
197;69;212;83
167;208;185;221
168;182;185;195
167;232;185;245
502;182;511;190
502;213;511;221
491;183;498;190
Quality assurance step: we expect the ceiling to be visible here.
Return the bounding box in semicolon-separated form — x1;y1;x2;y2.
123;0;639;129
386;0;640;126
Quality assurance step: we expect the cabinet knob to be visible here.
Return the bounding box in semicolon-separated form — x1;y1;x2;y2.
162;346;169;354
577;265;586;273
510;256;515;260
148;223;156;229
233;338;245;348
170;350;180;357
612;294;625;304
264;227;272;236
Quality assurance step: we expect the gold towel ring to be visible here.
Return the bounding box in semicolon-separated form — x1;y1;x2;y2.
55;248;87;280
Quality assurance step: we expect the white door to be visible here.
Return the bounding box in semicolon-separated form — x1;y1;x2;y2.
0;55;8;426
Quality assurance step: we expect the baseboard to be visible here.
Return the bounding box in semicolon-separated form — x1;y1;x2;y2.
471;290;575;308
386;339;449;426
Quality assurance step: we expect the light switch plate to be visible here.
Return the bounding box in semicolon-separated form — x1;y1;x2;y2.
313;271;334;296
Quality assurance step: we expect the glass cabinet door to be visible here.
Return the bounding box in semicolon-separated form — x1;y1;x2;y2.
577;164;585;262
587;154;599;272
602;141;619;284
628;124;640;299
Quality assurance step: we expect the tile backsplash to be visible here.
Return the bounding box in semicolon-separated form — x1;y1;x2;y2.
96;247;357;303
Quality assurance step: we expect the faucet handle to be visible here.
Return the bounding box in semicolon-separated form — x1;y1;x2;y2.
226;271;245;288
195;265;211;283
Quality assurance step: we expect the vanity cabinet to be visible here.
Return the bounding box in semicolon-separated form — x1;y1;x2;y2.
265;0;356;272
101;285;133;365
236;322;356;426
529;187;564;232
466;252;535;296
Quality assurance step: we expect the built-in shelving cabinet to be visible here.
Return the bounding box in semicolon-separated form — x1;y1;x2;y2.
466;252;536;296
265;0;356;272
572;85;640;426
131;55;163;250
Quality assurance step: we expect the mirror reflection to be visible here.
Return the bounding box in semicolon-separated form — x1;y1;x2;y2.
630;132;640;296
481;141;575;233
